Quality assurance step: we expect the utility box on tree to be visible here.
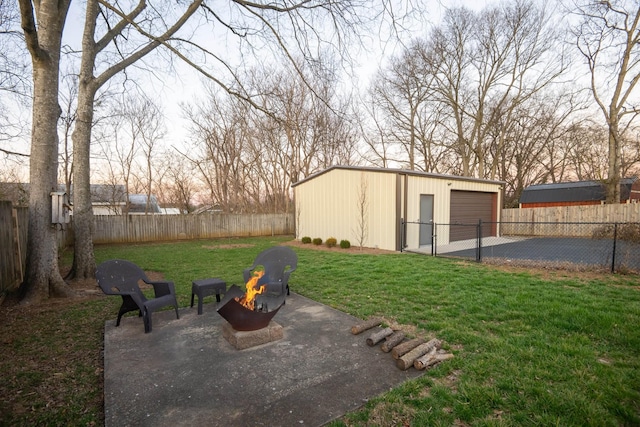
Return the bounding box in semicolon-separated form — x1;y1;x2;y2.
51;191;71;224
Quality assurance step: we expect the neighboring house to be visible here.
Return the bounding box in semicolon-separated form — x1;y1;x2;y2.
293;165;504;252
519;178;640;208
0;182;163;215
90;184;127;215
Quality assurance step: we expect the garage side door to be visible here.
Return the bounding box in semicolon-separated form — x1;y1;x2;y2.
449;191;496;242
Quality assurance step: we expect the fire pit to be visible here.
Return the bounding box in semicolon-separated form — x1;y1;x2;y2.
216;285;283;331
217;271;285;349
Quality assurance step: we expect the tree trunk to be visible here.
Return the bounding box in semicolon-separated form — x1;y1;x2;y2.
606;117;621;204
68;85;97;279
67;0;100;280
19;0;74;304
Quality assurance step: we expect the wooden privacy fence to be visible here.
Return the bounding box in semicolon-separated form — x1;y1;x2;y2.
89;213;294;244
0;202;27;294
501;204;640;237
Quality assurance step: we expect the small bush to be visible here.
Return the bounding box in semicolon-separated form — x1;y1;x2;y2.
340;239;351;249
301;236;312;244
326;237;337;248
312;237;323;245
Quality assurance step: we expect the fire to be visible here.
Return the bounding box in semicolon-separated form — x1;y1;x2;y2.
235;270;266;310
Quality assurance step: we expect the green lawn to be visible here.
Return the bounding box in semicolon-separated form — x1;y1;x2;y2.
1;235;639;426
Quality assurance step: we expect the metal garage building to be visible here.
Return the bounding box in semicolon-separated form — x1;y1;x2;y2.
293;166;504;252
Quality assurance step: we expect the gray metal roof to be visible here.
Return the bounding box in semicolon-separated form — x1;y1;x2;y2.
520;178;638;204
292;165;505;187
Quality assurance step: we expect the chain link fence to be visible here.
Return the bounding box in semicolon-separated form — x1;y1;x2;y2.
401;220;640;274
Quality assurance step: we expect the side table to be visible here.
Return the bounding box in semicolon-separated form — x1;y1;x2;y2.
191;278;227;315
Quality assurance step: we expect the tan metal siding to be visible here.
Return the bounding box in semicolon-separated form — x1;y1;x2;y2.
295;169;397;250
404;176;502;247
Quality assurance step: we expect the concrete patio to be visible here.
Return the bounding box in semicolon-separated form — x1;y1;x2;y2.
103;293;424;427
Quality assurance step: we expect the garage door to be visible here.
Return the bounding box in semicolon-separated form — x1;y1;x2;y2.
449;191;496;242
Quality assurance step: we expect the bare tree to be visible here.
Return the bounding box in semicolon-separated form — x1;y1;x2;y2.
571;0;640;202
428;1;568;179
135;96;165;214
153;149;199;213
353;172;368;250
0;0;30;158
17;0;75;303
368;38;440;171
183;88;252;213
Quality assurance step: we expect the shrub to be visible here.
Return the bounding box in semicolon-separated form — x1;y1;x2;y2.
301;236;312;244
340;239;351;249
312;237;323;246
326;237;337;248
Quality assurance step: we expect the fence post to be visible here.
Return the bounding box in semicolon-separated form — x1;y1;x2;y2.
611;223;618;273
476;219;483;263
432;223;437;256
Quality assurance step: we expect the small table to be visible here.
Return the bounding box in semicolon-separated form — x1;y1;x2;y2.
191;278;227;315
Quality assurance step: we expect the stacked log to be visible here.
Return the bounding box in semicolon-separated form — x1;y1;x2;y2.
350;318;383;335
396;338;441;370
414;352;455;370
366;327;394;346
391;338;426;359
351;318;455;371
380;331;405;352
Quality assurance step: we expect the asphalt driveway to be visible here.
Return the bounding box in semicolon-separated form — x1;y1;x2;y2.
440;237;640;271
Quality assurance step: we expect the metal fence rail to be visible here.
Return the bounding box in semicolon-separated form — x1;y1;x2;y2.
402;220;640;274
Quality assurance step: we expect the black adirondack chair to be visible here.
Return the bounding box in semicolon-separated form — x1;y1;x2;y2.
242;246;297;302
96;259;180;333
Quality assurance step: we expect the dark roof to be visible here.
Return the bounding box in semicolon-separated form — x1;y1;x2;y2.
520;178;638;204
292;165;505;187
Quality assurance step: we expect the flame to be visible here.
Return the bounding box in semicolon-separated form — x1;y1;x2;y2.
235;270;266;310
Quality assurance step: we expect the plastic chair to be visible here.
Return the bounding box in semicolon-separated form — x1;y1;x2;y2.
96;259;180;333
242;246;297;299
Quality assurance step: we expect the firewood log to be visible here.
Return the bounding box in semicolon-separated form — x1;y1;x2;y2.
414;352;454;370
391;337;426;359
396;339;442;370
350;317;383;335
380;331;406;352
366;327;394;346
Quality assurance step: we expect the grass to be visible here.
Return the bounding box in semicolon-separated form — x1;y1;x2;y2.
1;235;639;426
